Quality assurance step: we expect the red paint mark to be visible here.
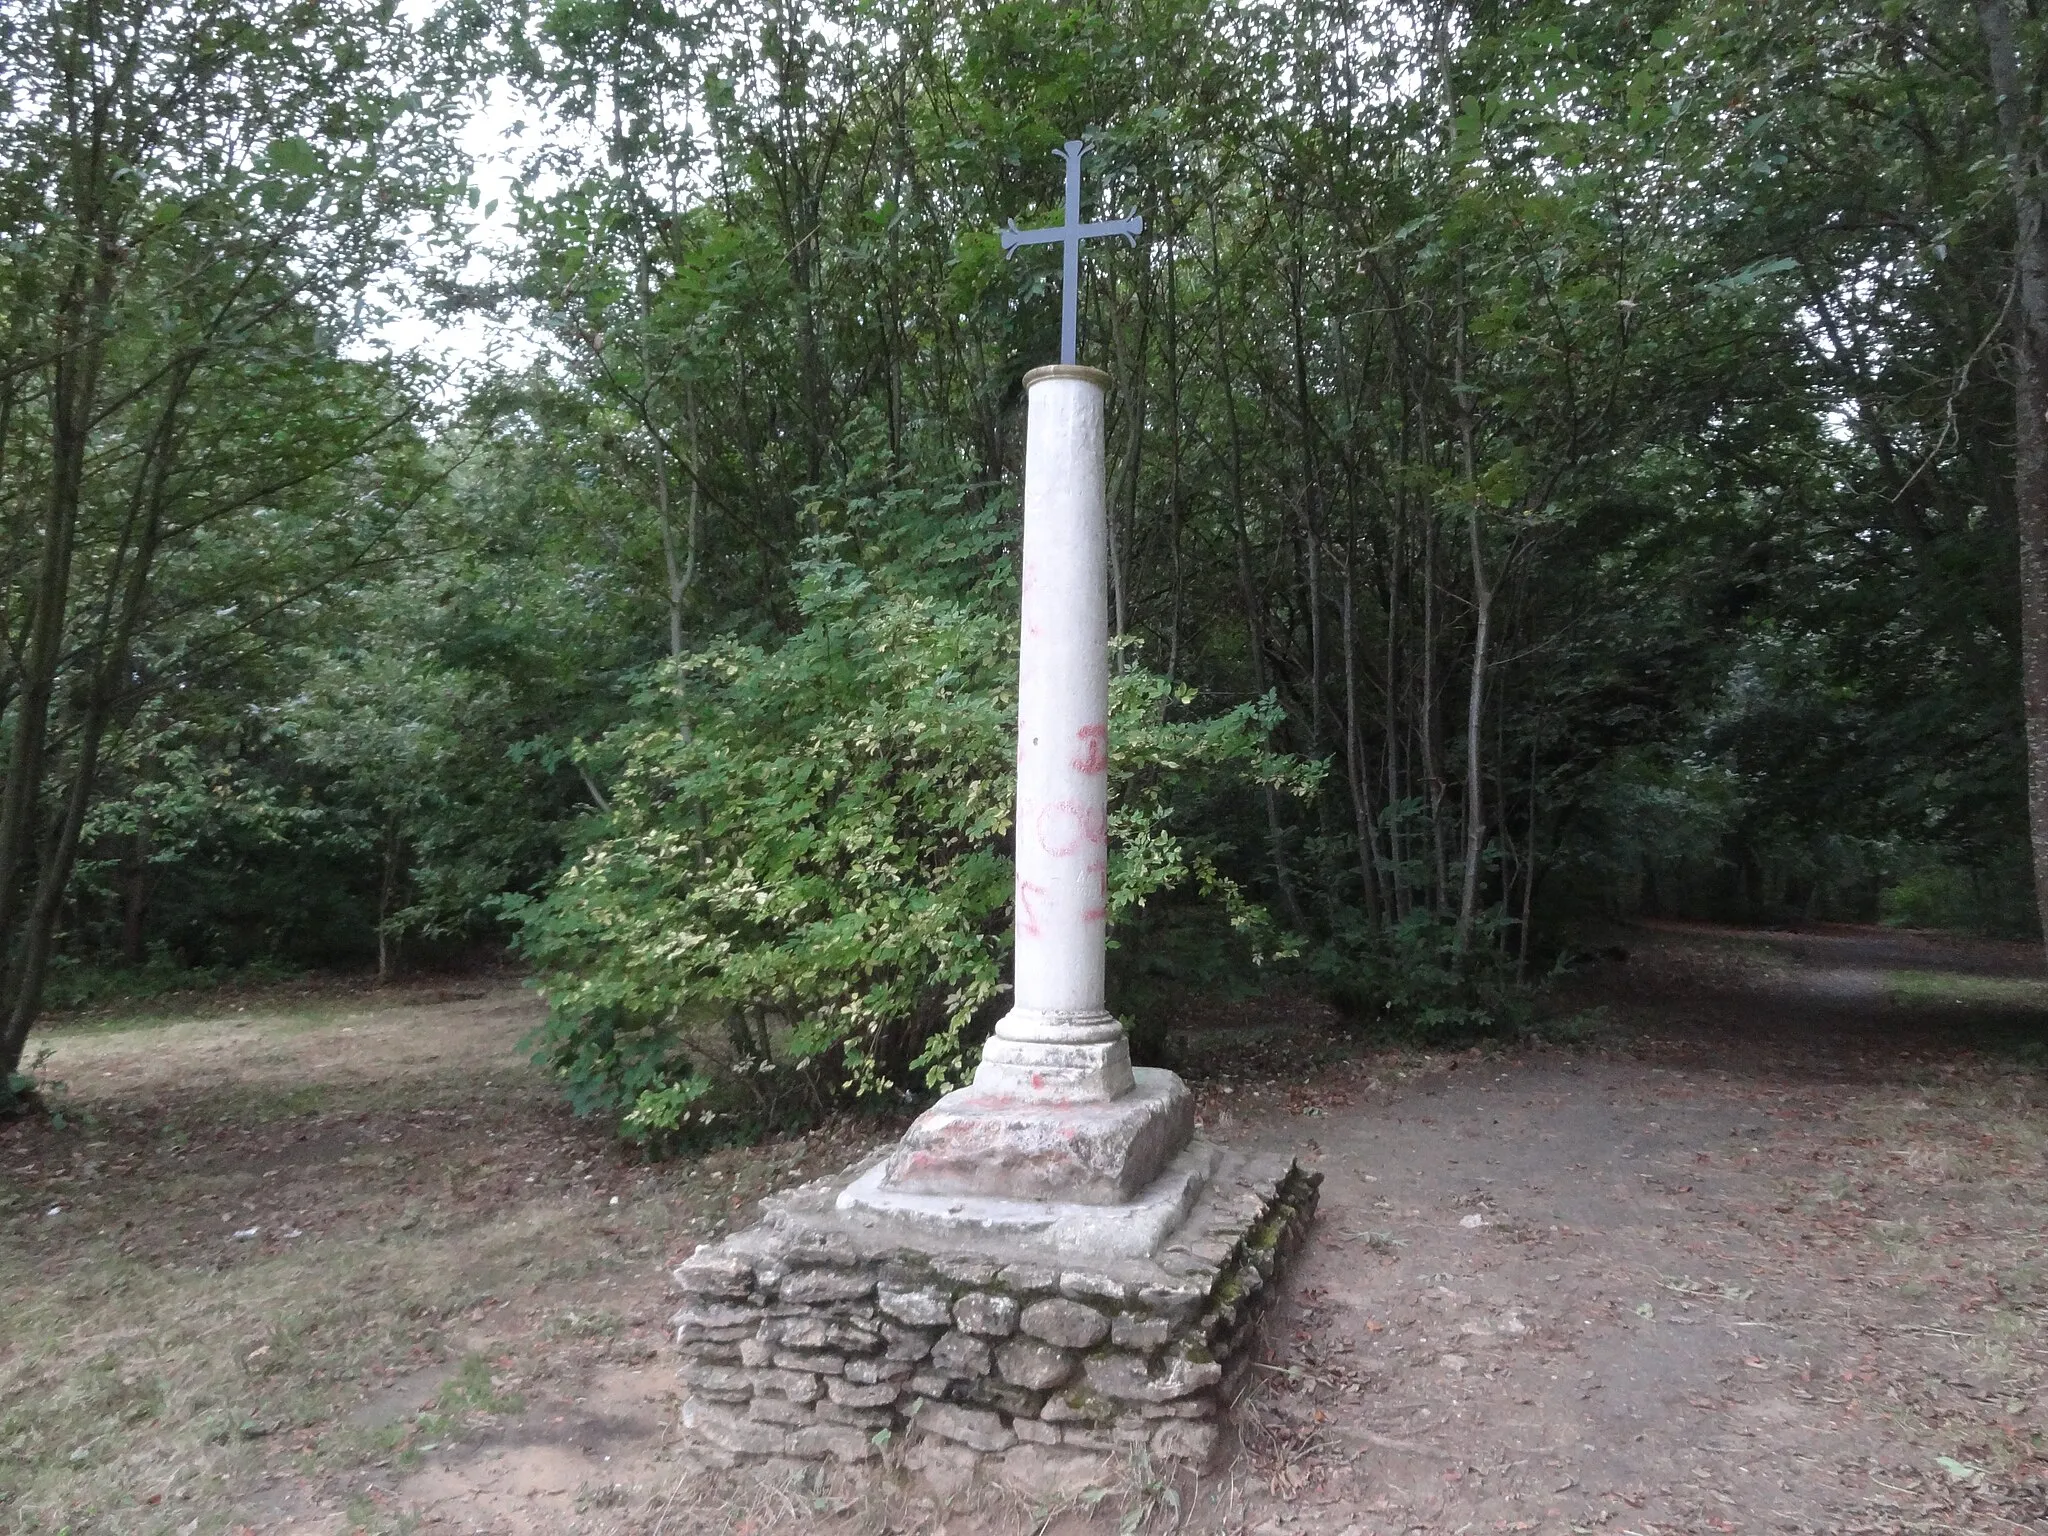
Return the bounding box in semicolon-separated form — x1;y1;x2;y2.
1083;858;1107;921
1037;800;1108;858
1036;801;1084;856
1072;723;1107;774
1018;880;1048;938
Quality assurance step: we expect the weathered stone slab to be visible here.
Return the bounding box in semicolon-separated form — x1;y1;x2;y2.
876;1068;1193;1205
836;1140;1219;1258
1020;1297;1110;1348
952;1292;1020;1337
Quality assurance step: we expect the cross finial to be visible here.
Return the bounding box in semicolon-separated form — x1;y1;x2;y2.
999;139;1143;366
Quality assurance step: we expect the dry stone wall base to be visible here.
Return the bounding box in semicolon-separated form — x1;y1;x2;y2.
672;1146;1318;1488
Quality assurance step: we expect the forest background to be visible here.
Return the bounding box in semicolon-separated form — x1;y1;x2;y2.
4;0;2043;1138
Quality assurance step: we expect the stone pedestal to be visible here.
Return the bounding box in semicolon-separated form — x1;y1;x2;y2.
672;1149;1320;1486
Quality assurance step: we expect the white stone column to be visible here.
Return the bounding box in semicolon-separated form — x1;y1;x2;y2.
973;364;1134;1102
849;362;1197;1215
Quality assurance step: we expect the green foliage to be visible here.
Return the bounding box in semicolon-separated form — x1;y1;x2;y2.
38;949;302;1015
1311;911;1527;1044
510;472;1307;1143
8;0;2047;1092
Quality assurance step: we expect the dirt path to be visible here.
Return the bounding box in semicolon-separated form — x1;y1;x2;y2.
3;927;2045;1535
1221;927;2048;1536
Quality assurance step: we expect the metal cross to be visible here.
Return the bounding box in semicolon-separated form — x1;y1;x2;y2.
999;139;1143;366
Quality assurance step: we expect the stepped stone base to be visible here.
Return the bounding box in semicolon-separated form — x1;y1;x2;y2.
874;1066;1193;1206
670;1147;1319;1487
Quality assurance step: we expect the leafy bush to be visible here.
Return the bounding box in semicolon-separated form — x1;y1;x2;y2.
1311;909;1527;1043
507;482;1306;1146
1880;846;2039;938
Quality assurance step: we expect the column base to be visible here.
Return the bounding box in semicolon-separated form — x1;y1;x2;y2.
878;1067;1194;1205
974;1006;1132;1100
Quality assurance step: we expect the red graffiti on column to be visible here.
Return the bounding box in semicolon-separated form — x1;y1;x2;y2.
1072;723;1107;774
1036;801;1086;857
1018;880;1049;938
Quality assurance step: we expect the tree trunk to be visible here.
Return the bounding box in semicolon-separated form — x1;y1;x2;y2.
1979;0;2048;957
121;824;150;965
1454;292;1492;954
1342;534;1383;923
377;814;401;985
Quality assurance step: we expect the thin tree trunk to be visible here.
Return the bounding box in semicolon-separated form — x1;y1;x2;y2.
1342;533;1382;924
1455;294;1492;954
1421;482;1447;913
1517;740;1537;981
1208;197;1304;930
377;813;401;984
121;823;149;965
1980;0;2048;957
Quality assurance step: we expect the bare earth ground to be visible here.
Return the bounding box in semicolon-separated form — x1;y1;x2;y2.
4;925;2047;1535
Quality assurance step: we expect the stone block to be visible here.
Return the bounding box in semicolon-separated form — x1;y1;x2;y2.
1111;1311;1173;1350
907;1371;953;1399
762;1228;860;1268
1013;1417;1062;1445
1060;1427;1115;1452
842;1356;912;1385
772;1349;845;1376
880;1322;937;1361
1139;1397;1215;1419
1020;1297;1110;1349
877;1285;954;1327
750;1367;822;1403
763;1313;880;1352
932;1253;1003;1286
915;1401;1015;1453
815;1398;895;1428
1083;1350;1222;1404
929;1329;991;1378
882;1070;1193;1204
673;1301;761;1343
776;1267;874;1304
672;1249;754;1298
738;1337;773;1367
682;1396;789;1456
965;1378;1044;1419
1150;1420;1221;1466
1059;1271;1134;1305
972;1029;1135;1101
952;1292;1020;1337
792;1423;876;1462
677;1361;753;1400
996;1337;1075;1391
1041;1386;1120;1423
747;1396;814;1427
826;1376;901;1409
997;1262;1060;1294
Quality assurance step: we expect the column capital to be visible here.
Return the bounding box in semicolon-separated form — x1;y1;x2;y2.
1024;363;1111;390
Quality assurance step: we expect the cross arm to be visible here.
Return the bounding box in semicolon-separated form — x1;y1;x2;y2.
999;220;1069;254
1079;215;1144;245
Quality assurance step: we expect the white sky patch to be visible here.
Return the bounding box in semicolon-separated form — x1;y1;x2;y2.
354;80;541;386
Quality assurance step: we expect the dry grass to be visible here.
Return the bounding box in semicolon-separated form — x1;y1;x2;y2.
1;984;886;1534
